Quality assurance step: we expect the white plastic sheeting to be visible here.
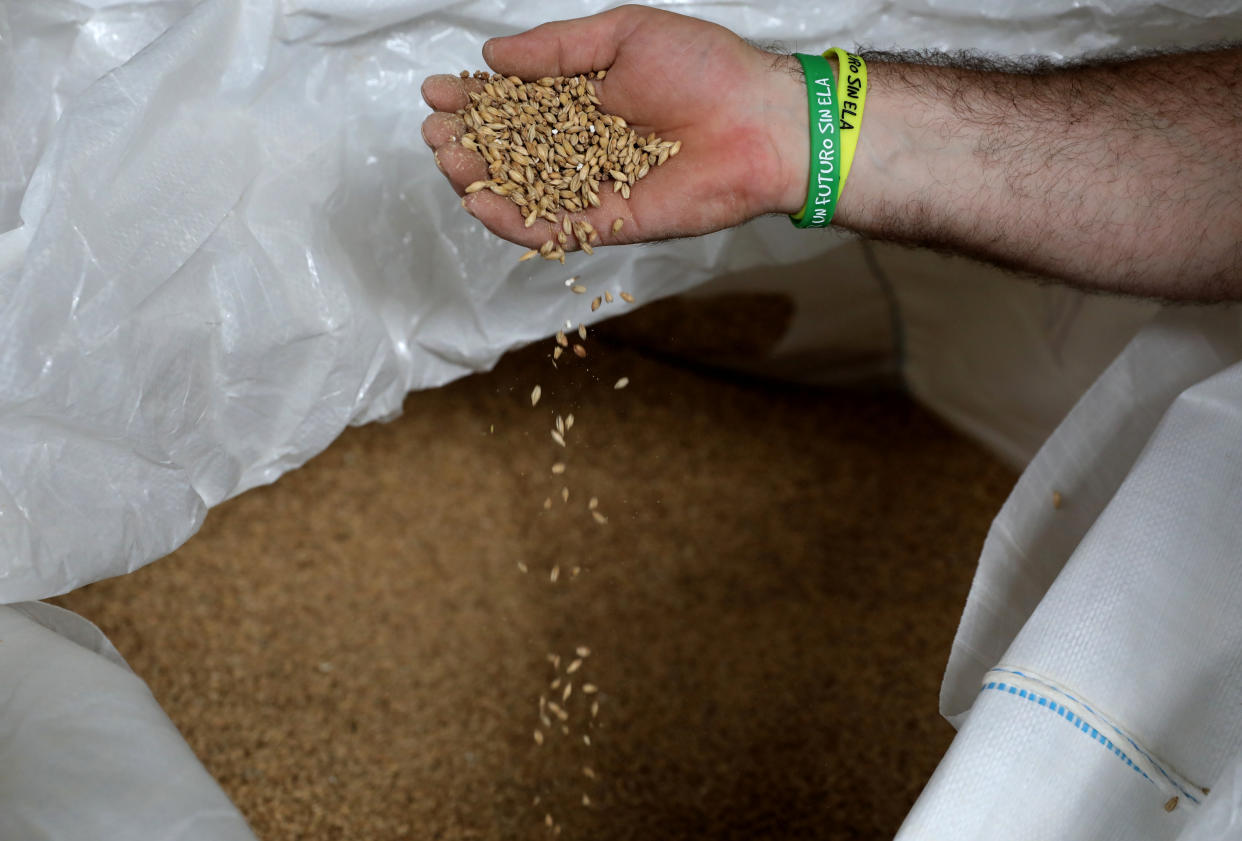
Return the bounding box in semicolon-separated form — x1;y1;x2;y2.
0;602;255;841
3;0;1242;838
897;308;1242;841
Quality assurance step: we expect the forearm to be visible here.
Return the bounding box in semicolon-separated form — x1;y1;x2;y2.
798;49;1242;301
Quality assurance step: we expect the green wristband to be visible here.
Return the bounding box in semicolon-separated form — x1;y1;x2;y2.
789;53;840;228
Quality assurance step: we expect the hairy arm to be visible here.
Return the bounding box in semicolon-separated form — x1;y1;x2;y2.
815;49;1242;301
423;7;1241;301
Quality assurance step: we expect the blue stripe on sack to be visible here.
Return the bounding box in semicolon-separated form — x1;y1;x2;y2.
980;669;1200;805
979;681;1155;786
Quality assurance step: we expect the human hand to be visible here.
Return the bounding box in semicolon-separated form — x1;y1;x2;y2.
420;5;809;252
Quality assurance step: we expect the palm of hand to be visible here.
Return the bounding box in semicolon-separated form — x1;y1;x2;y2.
422;6;806;252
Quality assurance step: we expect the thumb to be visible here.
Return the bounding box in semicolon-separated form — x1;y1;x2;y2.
482;5;642;79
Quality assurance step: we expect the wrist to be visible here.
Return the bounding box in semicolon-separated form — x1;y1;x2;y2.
759;53;814;216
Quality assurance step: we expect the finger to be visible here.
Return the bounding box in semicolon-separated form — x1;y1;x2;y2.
435;142;490;195
421;74;485;113
482;6;642;79
421;112;467;150
462;190;564;251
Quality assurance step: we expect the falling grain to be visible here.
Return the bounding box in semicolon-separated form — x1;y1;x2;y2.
551;430;566;447
1052;490;1063;509
550;564;560;583
592;510;608;525
578;324;587;340
588;497;598;510
583;684;598;694
572;344;587;358
566;658;583;674
591;296;602;311
614;377;629;390
576;646;591;658
530;385;542;406
533;730;544;745
551;462;566;474
612;218;624;233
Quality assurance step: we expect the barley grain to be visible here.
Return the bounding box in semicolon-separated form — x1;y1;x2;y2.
565;414;574;430
592;510;608;525
578;324;587;340
562;682;573;702
604;291;614;303
572;344;587;358
620;291;635;303
465;180;489;194
517;561;528;573
562;486;569;503
550;564;560;583
583;683;598;694
531;385;542;406
583;766;596;779
582;794;591;806
533;730;544;745
553;346;563;359
1165;796;1179;812
591;700;599;718
1052;490;1063;509
583;734;591;746
591;296;602;311
551;462;566;474
571;284;587;294
543;498;552;510
555;331;568;347
576;646;591;658
614;377;629;389
519;249;539;261
551;430;566;447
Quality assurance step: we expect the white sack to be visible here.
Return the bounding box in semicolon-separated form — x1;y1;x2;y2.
897;308;1242;840
0;601;256;840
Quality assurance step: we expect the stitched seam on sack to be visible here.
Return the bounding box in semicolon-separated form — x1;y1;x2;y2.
982;667;1201;805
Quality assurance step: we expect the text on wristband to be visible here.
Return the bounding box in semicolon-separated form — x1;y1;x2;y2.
810;77;839;225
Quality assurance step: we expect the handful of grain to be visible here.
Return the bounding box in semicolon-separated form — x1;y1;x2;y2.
457;69;680;261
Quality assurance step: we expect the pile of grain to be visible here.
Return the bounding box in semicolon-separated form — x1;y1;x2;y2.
456;70;680;261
